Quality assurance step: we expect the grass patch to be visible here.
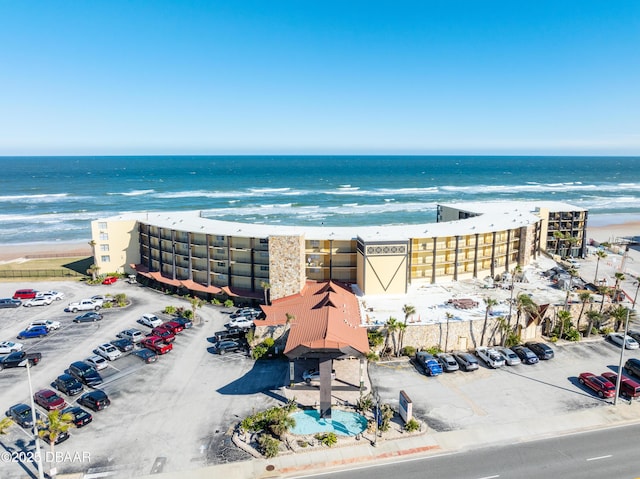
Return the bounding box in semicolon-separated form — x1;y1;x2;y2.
0;256;92;282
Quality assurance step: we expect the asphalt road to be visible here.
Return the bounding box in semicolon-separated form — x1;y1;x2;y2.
298;423;640;479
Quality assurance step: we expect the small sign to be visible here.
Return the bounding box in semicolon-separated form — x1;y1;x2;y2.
398;390;412;423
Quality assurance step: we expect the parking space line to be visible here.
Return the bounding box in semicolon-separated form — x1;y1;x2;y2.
586;454;612;461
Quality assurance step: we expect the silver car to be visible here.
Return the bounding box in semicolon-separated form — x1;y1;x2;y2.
453;352;479;371
436;353;459;372
496;347;521;366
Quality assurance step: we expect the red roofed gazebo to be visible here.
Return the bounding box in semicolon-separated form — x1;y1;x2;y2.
260;280;369;418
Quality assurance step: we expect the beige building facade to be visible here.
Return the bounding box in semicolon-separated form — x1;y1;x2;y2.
90;201;587;300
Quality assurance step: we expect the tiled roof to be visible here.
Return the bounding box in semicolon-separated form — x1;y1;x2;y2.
259;281;369;358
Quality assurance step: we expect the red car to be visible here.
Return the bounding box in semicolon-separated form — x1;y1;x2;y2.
13;289;38;299
578;372;615;398
150;326;175;344
601;371;640;399
141;336;173;355
162;321;184;335
102;276;118;285
34;389;67;411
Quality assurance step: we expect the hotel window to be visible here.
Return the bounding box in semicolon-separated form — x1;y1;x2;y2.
260;266;269;271
101;255;110;263
259;238;268;244
217;262;225;267
216;236;225;241
259;252;269;258
98;222;107;229
100;244;109;252
310;240;320;248
99;233;109;241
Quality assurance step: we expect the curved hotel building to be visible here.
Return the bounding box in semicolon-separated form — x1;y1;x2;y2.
91;201;587;301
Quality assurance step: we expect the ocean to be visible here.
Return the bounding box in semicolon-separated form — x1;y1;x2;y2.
2;155;640;245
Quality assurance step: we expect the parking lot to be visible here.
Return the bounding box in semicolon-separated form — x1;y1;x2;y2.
2;271;640;478
0;281;288;478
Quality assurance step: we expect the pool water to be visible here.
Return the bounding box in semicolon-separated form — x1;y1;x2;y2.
289;409;368;436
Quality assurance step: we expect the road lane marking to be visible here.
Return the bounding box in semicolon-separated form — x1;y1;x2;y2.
587;455;612;461
478;475;500;479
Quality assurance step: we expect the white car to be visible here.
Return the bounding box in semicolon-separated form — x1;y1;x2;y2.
94;343;123;361
36;290;65;301
607;333;640;350
476;346;506;368
226;316;255;329
0;341;23;354
28;320;61;331
23;297;53;307
138;314;162;328
117;328;144;343
85;355;108;371
496;347;521;366
302;368;336;384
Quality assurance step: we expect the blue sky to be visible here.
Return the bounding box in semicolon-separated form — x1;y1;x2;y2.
1;1;639;155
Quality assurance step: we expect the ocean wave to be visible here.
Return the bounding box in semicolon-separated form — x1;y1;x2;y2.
108;189;155;196
0;193;72;202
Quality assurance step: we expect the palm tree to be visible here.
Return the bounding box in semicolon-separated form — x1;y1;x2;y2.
553;231;566;256
598;286;612;314
87;263;100;281
383;317;398;358
88;239;97;261
585;310;602;337
576;292;592;335
0;416;13;434
444;312;453;352
260;281;271;306
594;250;607;284
557;310;573;340
189;296;205;325
396;322;407;357
613;272;626;303
609;305;629;332
38;409;75;478
402;304;416;325
516;294;538;329
481;297;498;346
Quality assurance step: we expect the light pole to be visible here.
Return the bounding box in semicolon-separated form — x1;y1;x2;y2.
373;392;380;447
614;308;631;406
26;361;45;479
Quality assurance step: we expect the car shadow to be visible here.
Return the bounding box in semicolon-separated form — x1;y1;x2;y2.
501;368;598;399
567;376;612;401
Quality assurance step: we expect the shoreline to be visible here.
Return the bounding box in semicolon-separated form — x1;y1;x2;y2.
1;220;640;263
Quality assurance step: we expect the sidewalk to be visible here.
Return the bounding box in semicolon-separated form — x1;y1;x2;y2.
140;399;640;479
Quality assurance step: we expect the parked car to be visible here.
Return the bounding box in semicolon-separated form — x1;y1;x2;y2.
525;342;555;360
141;336;173;355
36;290;65;301
302;368;336;384
13;289;38;300
73;312;103;323
475;347;506;368
173;317;193;329
53;374;84;396
415;351;443;376
23;296;53;307
150;326;175;344
86;355;108;371
230;308;260;320
0;351;42;369
117;328;144;343
94;343;123;361
34;389;66;411
435;352;459;372
5;403;41;428
77;390;111;411
628;330;640;343
68;361;103;387
496;347;521;366
578;372;615;398
17;326;49;340
607;333;640;350
162;320;184;334
138;313;163;328
110;338;134;352
102;276;118;285
212;340;246;355
453;352;479;371
601;371;640;399
225;316;255;330
624;358;640;379
62;406;93;428
0;341;23;354
511;345;539;365
213;328;245;342
0;298;21;308
29;320;61;331
65;299;103;313
39;426;70;445
132;347;158;364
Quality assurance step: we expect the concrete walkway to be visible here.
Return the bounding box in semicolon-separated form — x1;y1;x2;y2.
139;399;640;479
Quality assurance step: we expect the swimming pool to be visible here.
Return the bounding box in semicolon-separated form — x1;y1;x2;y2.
289;409;368;436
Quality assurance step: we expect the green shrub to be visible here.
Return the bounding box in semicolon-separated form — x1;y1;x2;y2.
402;346;416;357
314;432;337;447
211;298;221;305
102;302;112;309
252;344;268;360
564;329;581;342
355;394;373;413
404;418;420;432
164;305;177;315
549;336;558;343
257;434;280;458
379;404;394;432
601;327;614;335
224;299;234;308
366;351;379;361
263;337;275;348
246;329;255;344
182;309;193;319
425;346;442;355
368;330;384;348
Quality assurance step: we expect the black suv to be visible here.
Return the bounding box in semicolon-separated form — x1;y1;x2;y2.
624;358;640;379
54;374;84;396
525;342;554;360
68;361;103;387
